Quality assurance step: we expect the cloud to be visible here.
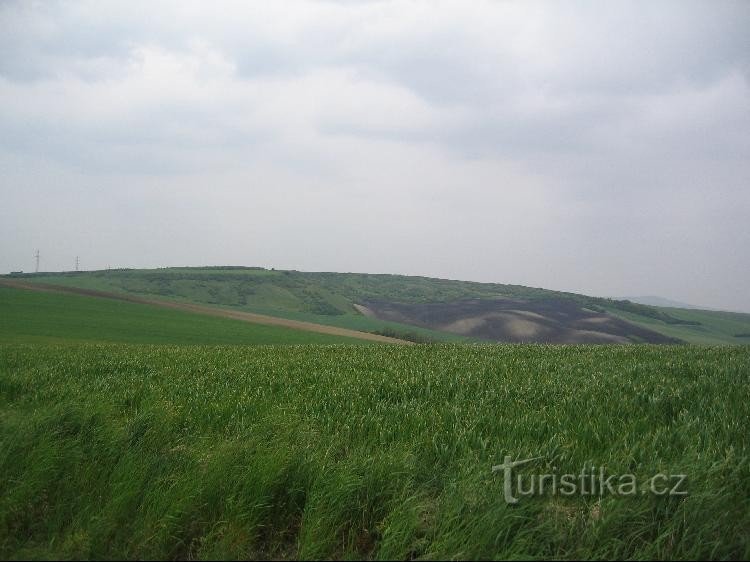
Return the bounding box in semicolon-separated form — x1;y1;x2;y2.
0;0;748;310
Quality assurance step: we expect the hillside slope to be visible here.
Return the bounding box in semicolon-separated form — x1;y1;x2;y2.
0;284;394;345
357;298;678;344
8;267;748;344
607;305;750;345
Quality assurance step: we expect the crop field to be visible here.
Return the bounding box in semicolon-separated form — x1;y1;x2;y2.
1;343;748;560
0;286;367;346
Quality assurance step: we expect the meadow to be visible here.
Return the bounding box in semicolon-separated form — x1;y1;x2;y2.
1;343;748;559
610;305;750;345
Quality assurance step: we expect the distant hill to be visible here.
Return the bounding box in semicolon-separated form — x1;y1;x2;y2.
623;296;704;310
4;267;750;344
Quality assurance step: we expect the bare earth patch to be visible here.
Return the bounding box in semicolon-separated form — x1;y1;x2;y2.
359;297;678;344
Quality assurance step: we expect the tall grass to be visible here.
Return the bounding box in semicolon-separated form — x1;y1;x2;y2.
0;344;748;559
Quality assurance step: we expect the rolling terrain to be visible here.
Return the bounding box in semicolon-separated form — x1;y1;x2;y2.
623;296;705;309
2;269;748;559
357;298;678;344
8;267;750;344
0;284;400;345
605;305;750;346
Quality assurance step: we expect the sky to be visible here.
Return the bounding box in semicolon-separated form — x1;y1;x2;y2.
1;1;749;311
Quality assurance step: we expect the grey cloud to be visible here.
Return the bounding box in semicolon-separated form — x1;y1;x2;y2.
1;0;749;311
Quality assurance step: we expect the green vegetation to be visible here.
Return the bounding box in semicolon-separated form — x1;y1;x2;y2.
15;267;750;344
370;327;437;344
600;300;700;326
607;305;750;345
8;267;614;311
0;286;363;345
1;343;748;559
12;269;475;342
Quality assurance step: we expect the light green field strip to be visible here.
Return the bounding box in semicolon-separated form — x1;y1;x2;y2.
0;284;398;345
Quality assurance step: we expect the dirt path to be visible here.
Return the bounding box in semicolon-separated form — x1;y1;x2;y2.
0;280;411;345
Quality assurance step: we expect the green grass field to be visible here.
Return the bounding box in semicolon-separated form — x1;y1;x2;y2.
607;306;750;345
1;343;748;559
0;286;363;345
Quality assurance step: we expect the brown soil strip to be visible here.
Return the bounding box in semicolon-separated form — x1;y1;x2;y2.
0;280;411;345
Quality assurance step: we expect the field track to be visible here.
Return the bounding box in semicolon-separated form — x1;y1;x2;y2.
0;279;410;345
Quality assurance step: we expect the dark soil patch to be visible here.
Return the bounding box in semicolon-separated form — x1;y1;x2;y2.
360;298;680;344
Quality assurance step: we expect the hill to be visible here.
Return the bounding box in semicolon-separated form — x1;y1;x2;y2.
0;285;391;345
7;267;750;344
623;296;704;309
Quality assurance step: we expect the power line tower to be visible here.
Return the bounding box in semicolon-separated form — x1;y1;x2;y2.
75;256;79;272
34;249;40;273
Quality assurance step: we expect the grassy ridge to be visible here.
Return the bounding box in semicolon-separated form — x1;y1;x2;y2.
1;343;748;559
15;267;750;344
14;270;470;343
0;286;364;345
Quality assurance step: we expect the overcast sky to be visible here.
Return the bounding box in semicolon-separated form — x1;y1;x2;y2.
1;1;749;311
